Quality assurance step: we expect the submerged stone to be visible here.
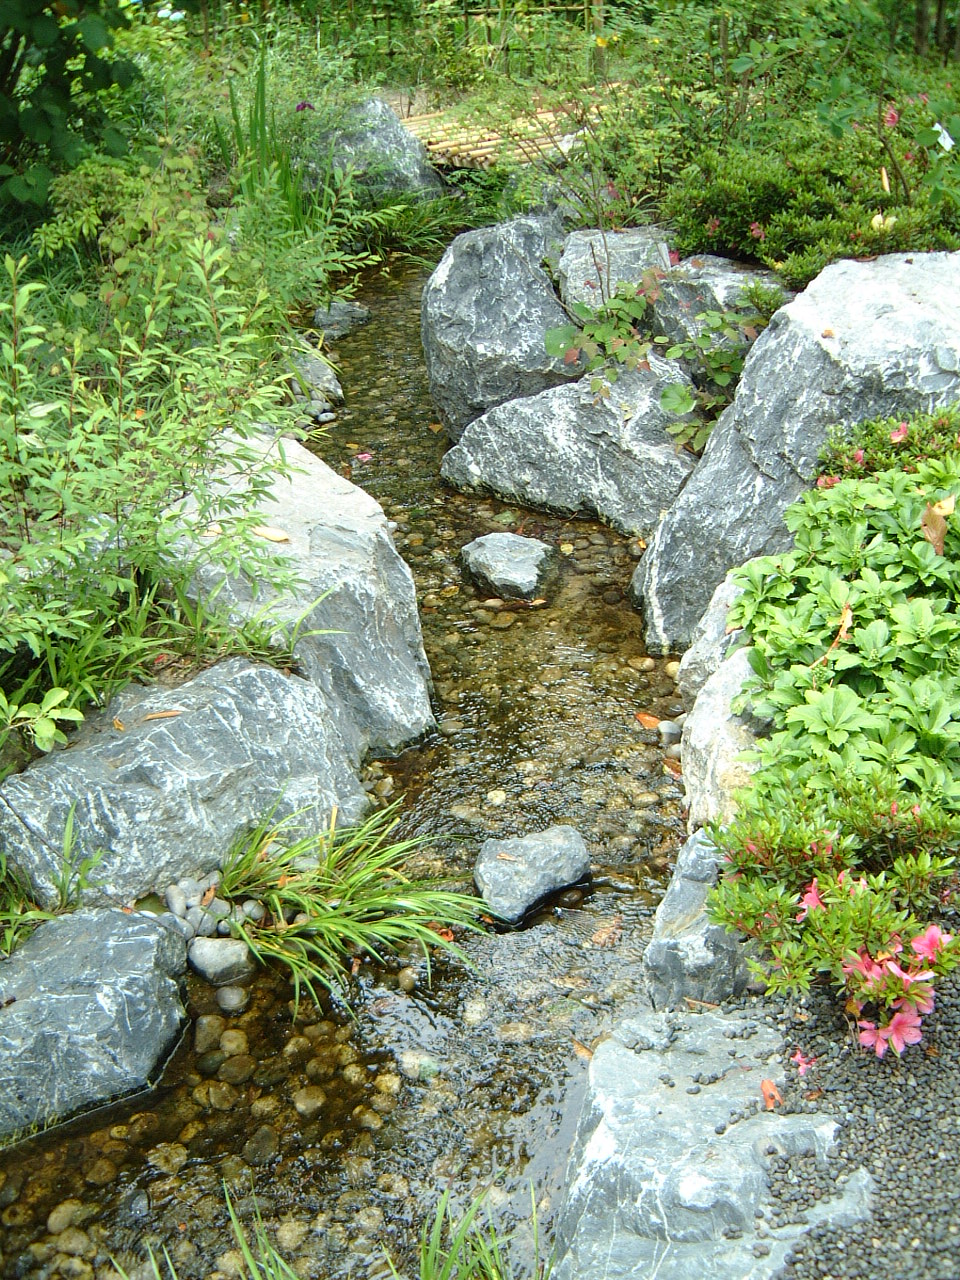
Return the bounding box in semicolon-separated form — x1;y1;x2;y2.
474;825;590;924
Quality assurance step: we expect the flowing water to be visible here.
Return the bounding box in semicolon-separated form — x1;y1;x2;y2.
0;258;687;1280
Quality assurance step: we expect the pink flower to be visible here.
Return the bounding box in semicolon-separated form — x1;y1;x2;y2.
791;1048;817;1076
858;1019;888;1057
668;249;681;266
884;959;935;987
890;423;909;443
797;878;824;921
904;151;914;161
920;92;929;104
705;217;720;235
853;449;864;465
890;801;899;817
817;475;841;489
884;1007;923;1055
895;988;936;1015
911;923;954;961
843;947;886;987
884;105;899;127
295;101;315;112
354;452;373;462
749;221;766;240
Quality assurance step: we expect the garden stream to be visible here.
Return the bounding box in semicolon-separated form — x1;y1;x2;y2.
0;259;688;1280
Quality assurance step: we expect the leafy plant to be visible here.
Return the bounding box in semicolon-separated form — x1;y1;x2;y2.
218;801;484;1013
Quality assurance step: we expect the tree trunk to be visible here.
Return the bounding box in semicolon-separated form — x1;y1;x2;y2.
935;0;948;50
916;0;931;54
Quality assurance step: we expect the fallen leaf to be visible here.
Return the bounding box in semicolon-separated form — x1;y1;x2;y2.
761;1079;783;1110
838;602;853;641
559;542;574;554
635;711;661;729
821;327;835;338
742;324;759;342
345;442;360;449
429;925;455;942
572;1037;594;1060
252;524;291;542
591;913;623;947
200;885;216;906
551;974;590;990
496;852;520;862
427;422;445;434
350;956;362;975
922;502;948;555
663;758;683;778
925;1043;940;1057
803;1087;824;1101
564;346;582;365
683;996;720;1009
142;710;183;722
112;717;125;731
200;523;223;538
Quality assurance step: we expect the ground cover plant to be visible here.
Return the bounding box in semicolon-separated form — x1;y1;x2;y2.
708;407;960;1058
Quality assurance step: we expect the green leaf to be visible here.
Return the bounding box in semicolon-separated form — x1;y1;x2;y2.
660;382;696;416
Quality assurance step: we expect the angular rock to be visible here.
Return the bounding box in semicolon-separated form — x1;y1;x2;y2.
187;937;257;986
474;826;590;924
682;645;760;832
311;299;371;340
441;361;696;536
633;252;960;652
554;1007;873;1280
558;227;671;310
191;437;435;758
460;532;556;600
676;573;743;710
0;909;186;1141
317;98;442;200
642;830;750;1009
291;344;344;407
650;253;788;352
421;216;575;439
0;659;369;910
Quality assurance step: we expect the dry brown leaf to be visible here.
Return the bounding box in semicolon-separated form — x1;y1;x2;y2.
663;757;683;778
591;913;623;948
112;717;125;731
635;711;661;729
838;602;853;641
496;852;520;862
200;885;216;907
922;502;948;555
252;524;291;543
761;1079;783;1110
572;1037;594;1061
142;710;183;722
821;328;835;339
427;422;445;434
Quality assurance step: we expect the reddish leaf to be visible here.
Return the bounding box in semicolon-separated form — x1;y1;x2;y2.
761;1079;783;1110
564;346;582;365
635;711;661;729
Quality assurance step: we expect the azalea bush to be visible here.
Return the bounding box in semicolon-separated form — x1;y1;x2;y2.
708;406;960;1058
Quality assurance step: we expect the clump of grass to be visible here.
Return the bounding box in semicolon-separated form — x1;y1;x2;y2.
218;801;483;1011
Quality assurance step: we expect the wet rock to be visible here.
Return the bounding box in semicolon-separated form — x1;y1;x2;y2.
441;362;695;537
554;1007;873;1280
188;938;258;987
189;437;435;759
242;1125;279;1167
0;910;186;1141
312;299;372;339
682;646;760;831
194;1015;226;1056
318;98;442;200
642;830;751;1009
46;1202;85;1236
557;228;671;309
421;216;574;439
0;660;368;909
650;254;788;353
291;342;344;407
474;825;590;924
460;532;556;600
633;252;960;652
216;986;250;1015
293;1086;327;1120
146;1143;188;1174
676;574;743;711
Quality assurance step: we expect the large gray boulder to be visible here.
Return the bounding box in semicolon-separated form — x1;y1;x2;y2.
642;830;751;1008
650;253;787;352
191;437;434;758
0;910;186;1141
421;216;575;439
474;825;590;924
0;659;369;910
554;1007;873;1280
682;645;760;832
318;98;442;199
632;252;960;652
557;227;671;310
440;360;696;536
676;573;743;711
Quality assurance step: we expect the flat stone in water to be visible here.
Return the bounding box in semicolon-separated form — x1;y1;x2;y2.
242;1125;279;1167
461;532;556;600
474;825;591;924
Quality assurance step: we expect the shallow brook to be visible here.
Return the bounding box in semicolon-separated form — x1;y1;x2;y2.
0;258;686;1280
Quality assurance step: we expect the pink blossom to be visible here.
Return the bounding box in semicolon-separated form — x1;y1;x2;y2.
911;924;954;961
705;217;720;235
904;151;914;161
884;959;935;987
843;947;886;987
797;878;824;922
884;105;899;127
884;1007;923;1055
817;475;840;489
890;801;899;817
749;221;766;240
890;423;909;443
295;101;315;112
354;452;374;462
791;1048;817;1076
896;988;936;1015
853;449;864;465
920;92;929;104
668;249;681;266
858;1019;888;1057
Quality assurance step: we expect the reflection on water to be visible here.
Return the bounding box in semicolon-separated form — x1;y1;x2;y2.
0;256;685;1280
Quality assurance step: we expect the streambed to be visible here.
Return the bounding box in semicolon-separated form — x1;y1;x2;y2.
0;259;686;1280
